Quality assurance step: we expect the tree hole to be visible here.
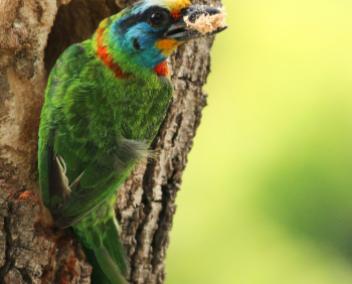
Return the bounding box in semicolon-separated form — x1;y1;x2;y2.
44;0;120;72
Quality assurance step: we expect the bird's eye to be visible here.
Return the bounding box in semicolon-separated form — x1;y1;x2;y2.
148;9;171;28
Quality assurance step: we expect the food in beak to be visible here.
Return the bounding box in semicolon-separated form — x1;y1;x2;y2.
184;7;227;35
164;5;227;40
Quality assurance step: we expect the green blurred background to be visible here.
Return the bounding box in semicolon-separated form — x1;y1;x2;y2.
166;0;352;283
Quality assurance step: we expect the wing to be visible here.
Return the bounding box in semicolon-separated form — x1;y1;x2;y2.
38;42;149;228
52;137;148;228
38;42;91;209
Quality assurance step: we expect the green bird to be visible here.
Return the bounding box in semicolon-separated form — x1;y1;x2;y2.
38;0;226;283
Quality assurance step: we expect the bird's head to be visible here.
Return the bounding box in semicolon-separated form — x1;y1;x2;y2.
94;0;226;76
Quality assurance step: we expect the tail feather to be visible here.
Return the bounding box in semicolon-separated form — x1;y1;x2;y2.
103;218;129;275
94;246;128;284
74;214;129;284
85;248;117;284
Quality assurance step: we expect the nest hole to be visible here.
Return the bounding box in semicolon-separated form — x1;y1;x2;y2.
44;0;120;72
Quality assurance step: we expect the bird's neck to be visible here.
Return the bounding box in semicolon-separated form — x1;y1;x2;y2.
94;26;169;78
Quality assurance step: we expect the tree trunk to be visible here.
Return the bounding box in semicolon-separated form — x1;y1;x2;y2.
0;0;219;283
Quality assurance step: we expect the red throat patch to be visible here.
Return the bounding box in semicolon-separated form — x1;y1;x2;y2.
154;61;169;77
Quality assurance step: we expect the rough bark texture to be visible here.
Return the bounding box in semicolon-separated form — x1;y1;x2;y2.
0;0;219;283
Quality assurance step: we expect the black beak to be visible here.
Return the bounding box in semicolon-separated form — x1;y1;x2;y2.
164;5;227;41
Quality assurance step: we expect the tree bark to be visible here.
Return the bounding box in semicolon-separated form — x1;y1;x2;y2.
0;0;219;283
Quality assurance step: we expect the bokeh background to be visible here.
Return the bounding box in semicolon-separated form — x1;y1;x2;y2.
166;0;352;283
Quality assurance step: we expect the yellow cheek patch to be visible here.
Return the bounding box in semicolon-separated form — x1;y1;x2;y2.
156;39;179;56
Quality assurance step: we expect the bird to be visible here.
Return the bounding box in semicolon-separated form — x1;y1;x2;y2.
38;0;226;283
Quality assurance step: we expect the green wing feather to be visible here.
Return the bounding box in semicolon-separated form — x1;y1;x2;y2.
38;43;90;210
39;41;150;224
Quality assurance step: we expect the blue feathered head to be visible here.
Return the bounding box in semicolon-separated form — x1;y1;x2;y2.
96;0;226;71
